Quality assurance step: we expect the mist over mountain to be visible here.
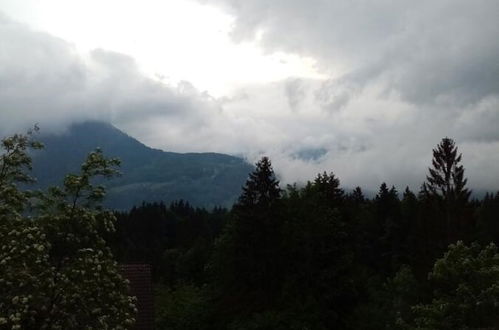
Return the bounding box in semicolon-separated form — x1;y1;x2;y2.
31;121;253;209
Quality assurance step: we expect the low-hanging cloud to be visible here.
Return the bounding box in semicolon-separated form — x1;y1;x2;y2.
2;6;499;194
193;0;499;192
0;14;219;140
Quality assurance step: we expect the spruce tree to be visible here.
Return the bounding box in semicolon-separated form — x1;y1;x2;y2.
312;171;345;208
425;137;471;203
374;183;401;273
210;157;283;323
236;156;281;210
424;137;471;243
350;186;365;204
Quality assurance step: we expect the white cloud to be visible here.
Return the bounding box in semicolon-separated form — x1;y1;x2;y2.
0;15;217;136
1;1;499;193
202;0;499;105
194;0;499;191
0;0;323;96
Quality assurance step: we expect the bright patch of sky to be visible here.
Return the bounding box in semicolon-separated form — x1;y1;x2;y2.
0;0;324;96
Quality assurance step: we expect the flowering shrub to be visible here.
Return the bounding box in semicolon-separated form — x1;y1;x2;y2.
0;128;136;329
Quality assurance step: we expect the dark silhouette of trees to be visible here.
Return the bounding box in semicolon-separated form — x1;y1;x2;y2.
311;171;345;208
209;157;284;324
35;135;496;330
236;156;281;209
425;137;471;203
424;137;472;245
350;186;365;203
476;192;499;245
280;172;357;329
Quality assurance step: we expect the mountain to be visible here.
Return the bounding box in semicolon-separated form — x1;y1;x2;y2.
30;121;253;209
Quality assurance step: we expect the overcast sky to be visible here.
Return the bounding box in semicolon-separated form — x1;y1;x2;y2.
1;0;499;192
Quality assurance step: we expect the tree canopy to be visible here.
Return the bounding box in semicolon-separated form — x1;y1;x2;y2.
425;137;471;203
0;129;136;329
4;131;499;330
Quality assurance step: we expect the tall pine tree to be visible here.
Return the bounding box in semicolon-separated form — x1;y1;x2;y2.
424;137;472;245
210;157;283;325
236;156;281;210
424;137;471;203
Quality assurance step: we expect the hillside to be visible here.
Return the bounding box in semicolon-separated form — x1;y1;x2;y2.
31;122;253;209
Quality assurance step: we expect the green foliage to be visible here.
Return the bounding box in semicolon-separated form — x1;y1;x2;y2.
412;241;499;329
310;171;344;207
102;137;499;330
155;284;209;330
206;166;360;329
0;130;136;329
112;201;227;285
0;126;43;217
219;157;282;302
280;174;357;329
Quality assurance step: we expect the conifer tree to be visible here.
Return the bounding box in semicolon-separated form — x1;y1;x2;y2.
236;156;281;210
425;137;471;203
312;171;344;208
210;157;283;323
375;183;401;273
350;186;365;204
424;137;472;243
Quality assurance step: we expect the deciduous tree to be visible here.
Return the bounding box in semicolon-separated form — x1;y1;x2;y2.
0;130;136;329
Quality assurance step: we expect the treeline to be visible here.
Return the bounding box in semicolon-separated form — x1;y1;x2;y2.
109;138;499;329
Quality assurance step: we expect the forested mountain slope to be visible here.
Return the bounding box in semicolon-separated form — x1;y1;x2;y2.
31;121;253;209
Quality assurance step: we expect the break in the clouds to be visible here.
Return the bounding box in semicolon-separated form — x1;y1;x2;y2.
1;0;499;193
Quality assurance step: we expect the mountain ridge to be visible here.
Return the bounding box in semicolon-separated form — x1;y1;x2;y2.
30;121;253;209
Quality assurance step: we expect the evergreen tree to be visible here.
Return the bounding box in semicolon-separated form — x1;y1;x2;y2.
400;187;423;270
210;157;284;324
280;174;357;329
425;137;471;203
236;156;281;210
375;183;402;274
475;192;499;245
424;137;472;243
311;171;344;208
350;186;365;204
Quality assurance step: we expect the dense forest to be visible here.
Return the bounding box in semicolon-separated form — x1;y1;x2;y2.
31;121;253;209
1;131;499;329
109;137;499;329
